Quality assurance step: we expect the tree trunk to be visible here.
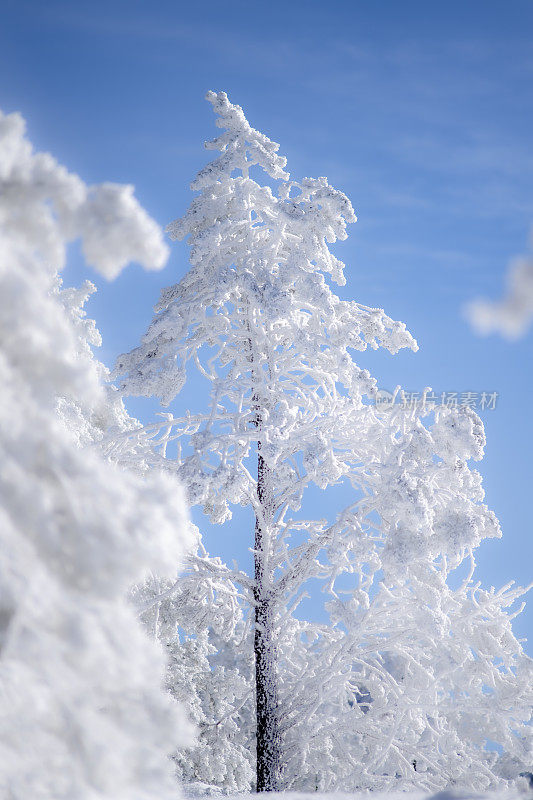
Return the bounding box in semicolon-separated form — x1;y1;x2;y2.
254;434;282;791
248;316;282;792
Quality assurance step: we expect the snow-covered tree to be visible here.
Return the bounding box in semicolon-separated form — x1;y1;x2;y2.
133;554;255;793
113;92;533;793
272;398;533;793
0;109;194;799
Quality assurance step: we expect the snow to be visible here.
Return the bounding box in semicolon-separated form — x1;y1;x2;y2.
183;790;533;800
0;108;193;799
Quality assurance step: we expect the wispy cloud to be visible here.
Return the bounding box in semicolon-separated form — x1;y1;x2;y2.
466;231;533;339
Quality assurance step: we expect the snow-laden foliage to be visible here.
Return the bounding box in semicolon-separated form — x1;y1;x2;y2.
183;786;533;800
467;229;533;338
133;553;255;793
54;277;161;477
0;109;193;799
112;92;533;793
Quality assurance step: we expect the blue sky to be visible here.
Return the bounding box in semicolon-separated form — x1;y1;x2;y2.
1;0;533;649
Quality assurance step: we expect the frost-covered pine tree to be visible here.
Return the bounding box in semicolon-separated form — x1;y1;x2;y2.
0;109;194;799
113;92;533;793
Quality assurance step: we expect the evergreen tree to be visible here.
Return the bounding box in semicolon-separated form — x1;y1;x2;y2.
114;92;532;793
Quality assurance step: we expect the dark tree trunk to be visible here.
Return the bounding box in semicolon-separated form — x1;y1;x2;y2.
248;323;282;792
254;438;282;791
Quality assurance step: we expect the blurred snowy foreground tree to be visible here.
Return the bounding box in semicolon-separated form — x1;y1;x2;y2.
0;110;194;799
111;92;533;795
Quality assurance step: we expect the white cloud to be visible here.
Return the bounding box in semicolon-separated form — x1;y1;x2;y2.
467;250;533;339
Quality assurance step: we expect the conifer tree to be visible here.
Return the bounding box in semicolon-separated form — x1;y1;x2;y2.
114;92;532;793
